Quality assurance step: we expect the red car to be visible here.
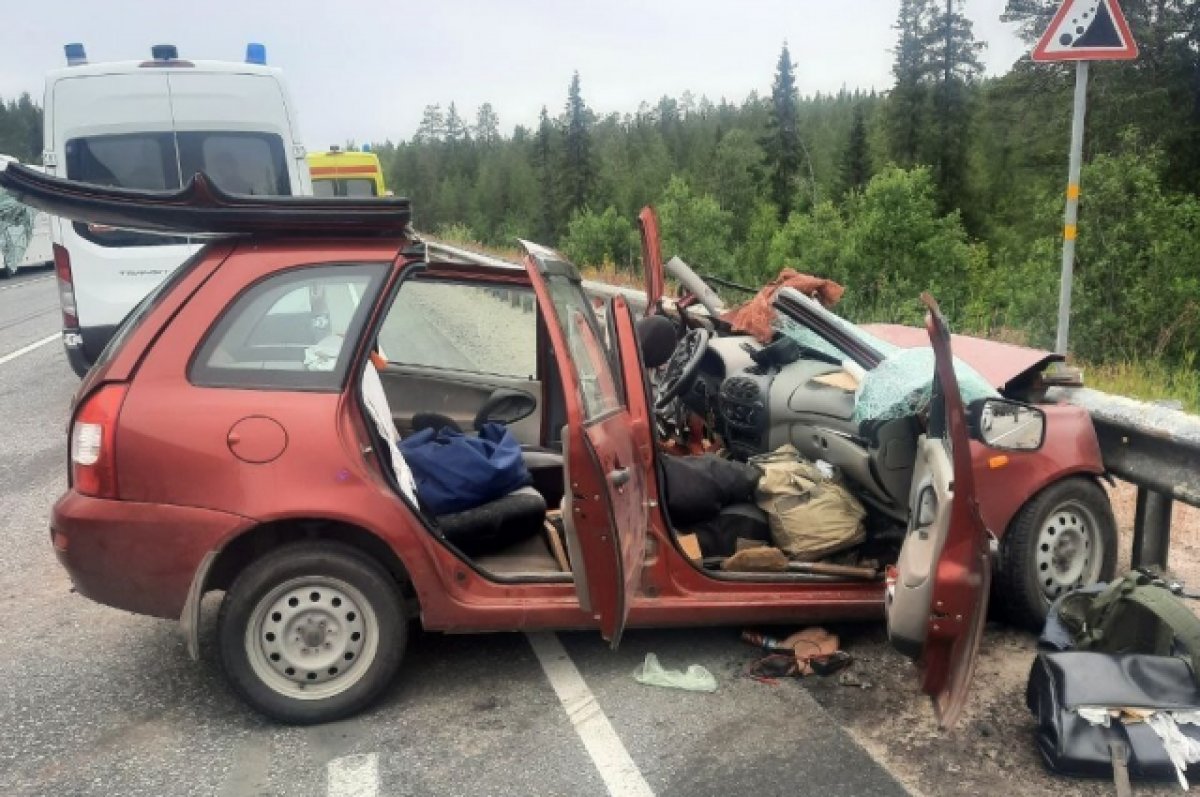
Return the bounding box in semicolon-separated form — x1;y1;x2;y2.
1;164;1111;727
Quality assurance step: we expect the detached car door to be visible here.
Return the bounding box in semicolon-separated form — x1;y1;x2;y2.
886;294;991;730
520;241;649;645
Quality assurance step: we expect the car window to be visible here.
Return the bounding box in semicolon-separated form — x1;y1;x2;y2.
191;263;386;390
376;281;538;380
544;275;621;422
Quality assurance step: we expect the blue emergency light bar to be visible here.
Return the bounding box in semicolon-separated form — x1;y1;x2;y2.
245;43;267;65
64;43;87;66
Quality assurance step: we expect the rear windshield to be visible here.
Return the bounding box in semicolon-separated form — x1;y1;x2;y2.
65;131;290;247
312;178;377;198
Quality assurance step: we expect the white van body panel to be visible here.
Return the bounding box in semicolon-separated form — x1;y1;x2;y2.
44;58;310;374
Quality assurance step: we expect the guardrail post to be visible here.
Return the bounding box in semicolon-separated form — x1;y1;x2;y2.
1132;487;1174;570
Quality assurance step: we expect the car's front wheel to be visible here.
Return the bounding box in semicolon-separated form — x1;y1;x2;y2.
217;541;406;724
995;477;1118;631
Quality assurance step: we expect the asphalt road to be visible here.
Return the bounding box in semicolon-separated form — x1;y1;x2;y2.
0;272;911;797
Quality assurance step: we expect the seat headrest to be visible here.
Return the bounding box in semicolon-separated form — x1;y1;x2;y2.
636;315;677;368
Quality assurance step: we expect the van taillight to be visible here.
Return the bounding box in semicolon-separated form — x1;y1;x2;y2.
70;384;127;499
54;244;78;330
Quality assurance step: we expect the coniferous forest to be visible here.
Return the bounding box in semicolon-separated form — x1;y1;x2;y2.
2;1;1197;404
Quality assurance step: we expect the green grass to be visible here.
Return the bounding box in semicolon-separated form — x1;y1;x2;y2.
1083;355;1200;414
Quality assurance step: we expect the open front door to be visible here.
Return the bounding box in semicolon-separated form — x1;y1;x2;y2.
637;206;665;316
520;240;649;646
886;294;992;730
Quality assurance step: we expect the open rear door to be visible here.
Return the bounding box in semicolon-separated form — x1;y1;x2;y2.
637;206;665;316
520;240;649;646
886;294;991;729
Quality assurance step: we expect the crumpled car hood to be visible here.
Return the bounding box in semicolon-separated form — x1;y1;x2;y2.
861;323;1064;394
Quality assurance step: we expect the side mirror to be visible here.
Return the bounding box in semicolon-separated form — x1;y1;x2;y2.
968;398;1046;451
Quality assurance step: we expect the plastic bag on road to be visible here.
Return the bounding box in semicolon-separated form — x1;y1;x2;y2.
632;653;718;693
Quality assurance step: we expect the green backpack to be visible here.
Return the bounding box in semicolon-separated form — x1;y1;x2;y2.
1059;571;1200;678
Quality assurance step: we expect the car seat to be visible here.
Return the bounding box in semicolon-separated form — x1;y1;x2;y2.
360;360;548;555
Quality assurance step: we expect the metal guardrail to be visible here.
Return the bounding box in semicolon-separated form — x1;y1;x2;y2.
1047;387;1200;570
423;239;1200;571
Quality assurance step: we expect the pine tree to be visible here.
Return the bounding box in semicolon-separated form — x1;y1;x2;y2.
927;0;984;214
562;72;595;219
533;106;560;241
764;43;802;218
414;105;446;144
841;104;871;195
886;0;935;166
474;103;500;147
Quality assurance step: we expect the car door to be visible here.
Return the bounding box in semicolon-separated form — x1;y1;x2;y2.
637;206;665;316
521;240;649;646
886;293;991;730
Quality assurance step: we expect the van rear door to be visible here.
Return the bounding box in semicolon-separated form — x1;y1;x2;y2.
165;72;308;195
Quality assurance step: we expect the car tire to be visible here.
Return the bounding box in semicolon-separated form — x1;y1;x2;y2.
217;541;406;724
995;477;1117;631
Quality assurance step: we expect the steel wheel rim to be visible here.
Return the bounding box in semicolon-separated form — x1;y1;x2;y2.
1034;500;1104;602
244;575;380;701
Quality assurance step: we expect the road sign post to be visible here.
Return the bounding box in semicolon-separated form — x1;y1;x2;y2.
1031;0;1138;357
1055;60;1088;355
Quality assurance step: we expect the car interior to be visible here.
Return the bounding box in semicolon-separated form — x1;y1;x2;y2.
356;267;932;587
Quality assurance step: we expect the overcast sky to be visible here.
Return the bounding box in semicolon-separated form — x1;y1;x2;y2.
0;1;1029;150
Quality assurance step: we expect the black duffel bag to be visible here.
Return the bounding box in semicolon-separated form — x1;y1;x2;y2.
1027;650;1200;782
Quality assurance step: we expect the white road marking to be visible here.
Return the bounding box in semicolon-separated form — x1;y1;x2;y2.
0;333;58;366
326;753;380;797
0;275;53;293
526;632;655;797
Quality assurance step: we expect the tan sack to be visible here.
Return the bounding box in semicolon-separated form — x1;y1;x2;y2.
751;445;866;561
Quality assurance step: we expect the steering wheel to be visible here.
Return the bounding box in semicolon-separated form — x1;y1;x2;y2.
655;327;710;409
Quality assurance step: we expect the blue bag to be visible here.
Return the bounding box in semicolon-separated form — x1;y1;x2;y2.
398;422;532;515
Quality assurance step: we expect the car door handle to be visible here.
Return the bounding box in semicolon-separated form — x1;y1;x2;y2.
608;467;631;487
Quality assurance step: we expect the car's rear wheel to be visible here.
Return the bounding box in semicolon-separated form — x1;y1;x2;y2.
217;541;405;724
996;477;1117;631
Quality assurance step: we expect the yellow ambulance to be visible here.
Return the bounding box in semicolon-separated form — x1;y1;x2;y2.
306;146;387;197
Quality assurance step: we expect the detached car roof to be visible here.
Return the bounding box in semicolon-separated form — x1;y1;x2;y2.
0;163;413;238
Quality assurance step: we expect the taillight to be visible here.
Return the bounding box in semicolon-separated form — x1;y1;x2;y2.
70;383;127;499
54;244;78;330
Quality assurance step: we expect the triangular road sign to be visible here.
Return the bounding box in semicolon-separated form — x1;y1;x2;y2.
1032;0;1139;61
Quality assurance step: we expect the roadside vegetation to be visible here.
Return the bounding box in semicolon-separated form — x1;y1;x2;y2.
1;2;1195;406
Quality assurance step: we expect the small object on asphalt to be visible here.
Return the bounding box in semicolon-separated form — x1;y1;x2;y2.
632;653;718;693
742;627;852;681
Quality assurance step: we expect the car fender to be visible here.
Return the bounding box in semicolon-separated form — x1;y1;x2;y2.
973;402;1105;537
181;504;443;660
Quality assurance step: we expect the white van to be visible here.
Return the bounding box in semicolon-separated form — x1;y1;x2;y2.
0;158;54;277
43;43;311;375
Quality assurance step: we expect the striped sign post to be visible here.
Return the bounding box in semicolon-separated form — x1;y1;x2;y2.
1031;0;1138;356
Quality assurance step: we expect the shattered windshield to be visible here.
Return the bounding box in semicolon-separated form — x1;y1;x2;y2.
769;288;996;423
852;347;997;423
775;312;898;365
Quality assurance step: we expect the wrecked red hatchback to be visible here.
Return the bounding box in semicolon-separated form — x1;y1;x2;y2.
0;163;1112;726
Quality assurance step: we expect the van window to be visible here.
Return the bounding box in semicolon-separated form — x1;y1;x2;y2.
65;131;290;247
312;178;378;198
178;132;290;197
190;263;386;391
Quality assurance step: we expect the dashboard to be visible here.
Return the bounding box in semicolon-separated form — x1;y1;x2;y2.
678;334;916;518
